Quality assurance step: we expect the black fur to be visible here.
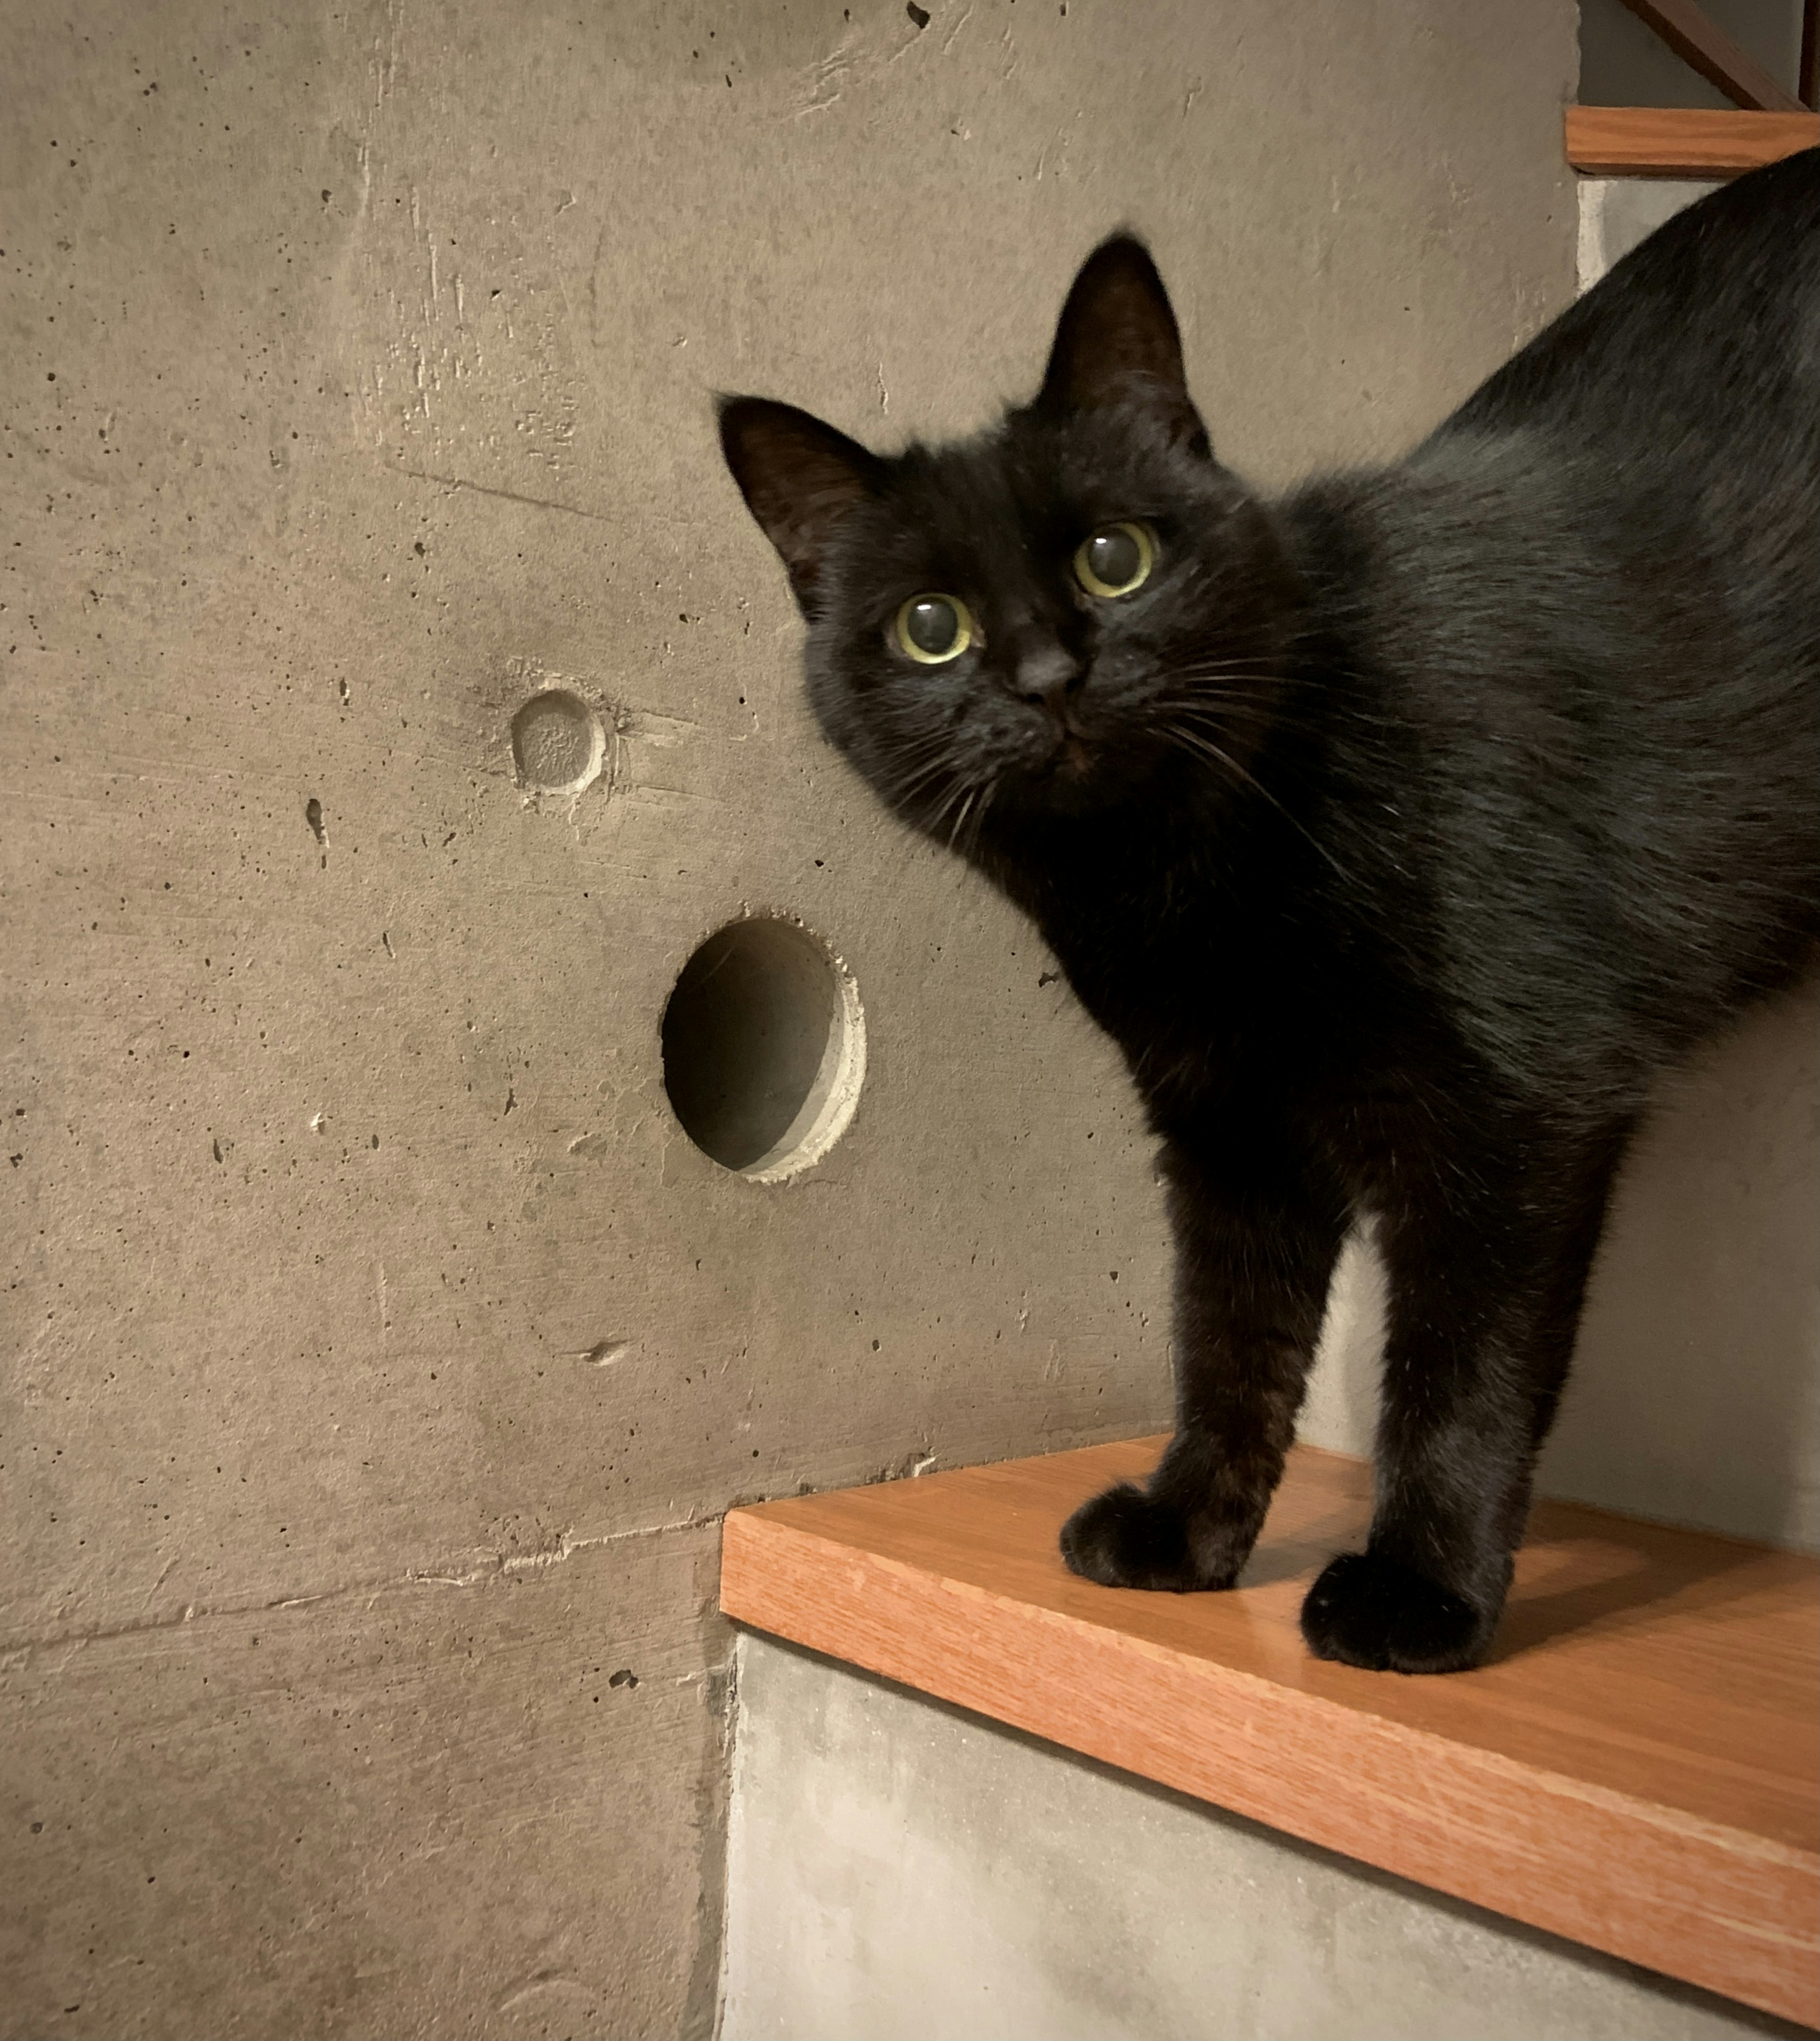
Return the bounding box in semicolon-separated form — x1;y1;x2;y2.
719;153;1820;1672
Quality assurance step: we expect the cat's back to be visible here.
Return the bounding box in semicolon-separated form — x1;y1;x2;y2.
1347;149;1820;679
1292;153;1820;1080
1437;146;1820;472
1360;145;1820;720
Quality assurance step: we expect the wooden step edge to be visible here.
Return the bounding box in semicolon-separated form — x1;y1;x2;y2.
721;1507;1820;2027
1566;104;1820;177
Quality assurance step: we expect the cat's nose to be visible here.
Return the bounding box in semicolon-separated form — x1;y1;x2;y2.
1011;643;1083;714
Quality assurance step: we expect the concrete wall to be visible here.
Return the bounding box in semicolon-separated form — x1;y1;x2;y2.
2;2;1587;2035
723;1636;1806;2041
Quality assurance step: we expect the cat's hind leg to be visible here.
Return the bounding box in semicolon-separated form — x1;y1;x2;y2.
1300;1127;1628;1672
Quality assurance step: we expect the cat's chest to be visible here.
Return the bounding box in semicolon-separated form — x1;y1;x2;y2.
1045;892;1422;1149
1056;924;1308;1108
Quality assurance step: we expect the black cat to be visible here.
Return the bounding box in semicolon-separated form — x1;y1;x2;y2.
719;149;1820;1673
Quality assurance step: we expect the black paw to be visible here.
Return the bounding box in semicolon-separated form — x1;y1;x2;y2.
1300;1551;1492;1673
1059;1482;1235;1592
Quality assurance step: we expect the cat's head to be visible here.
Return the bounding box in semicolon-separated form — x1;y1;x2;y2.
719;236;1298;857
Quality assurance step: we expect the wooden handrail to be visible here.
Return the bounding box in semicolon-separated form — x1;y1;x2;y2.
722;1438;1819;2026
1566;103;1820;174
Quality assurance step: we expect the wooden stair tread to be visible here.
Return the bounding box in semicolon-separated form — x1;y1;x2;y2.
1565;104;1820;177
721;1439;1819;2026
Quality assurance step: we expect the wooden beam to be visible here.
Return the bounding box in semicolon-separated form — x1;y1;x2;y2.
1566;103;1820;176
723;1438;1820;2027
1615;0;1805;111
1801;0;1818;111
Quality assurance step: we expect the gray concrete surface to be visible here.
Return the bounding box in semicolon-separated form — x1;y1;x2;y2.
1;1;1592;2034
723;1636;1806;2041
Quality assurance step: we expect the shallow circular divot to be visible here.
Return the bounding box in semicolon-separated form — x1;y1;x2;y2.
512;688;605;797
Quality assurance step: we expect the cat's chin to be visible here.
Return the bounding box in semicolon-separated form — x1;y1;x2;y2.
1038;748;1115;817
995;741;1162;824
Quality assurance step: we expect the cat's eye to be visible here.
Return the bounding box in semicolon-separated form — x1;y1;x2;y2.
895;594;975;664
1074;521;1156;599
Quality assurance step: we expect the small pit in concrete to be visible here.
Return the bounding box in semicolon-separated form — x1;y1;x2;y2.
512;688;605;796
661;916;865;1182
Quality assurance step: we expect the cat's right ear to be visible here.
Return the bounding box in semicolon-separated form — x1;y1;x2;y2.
1037;236;1210;458
718;396;884;618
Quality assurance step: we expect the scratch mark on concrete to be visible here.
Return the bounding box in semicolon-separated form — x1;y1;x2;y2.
498;1974;593;2015
398;467;610;523
407;1513;710;1588
3;1515;722;1659
588;226;606;351
630;783;716;804
794;39;856;118
617;706;705;747
371;0;401;113
793;7;925;117
572;1338;630;1367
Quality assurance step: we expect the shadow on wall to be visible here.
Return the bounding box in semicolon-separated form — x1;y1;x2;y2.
1301;978;1820;1552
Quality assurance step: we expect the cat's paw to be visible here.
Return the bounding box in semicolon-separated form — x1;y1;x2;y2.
1300;1551;1492;1673
1059;1481;1235;1592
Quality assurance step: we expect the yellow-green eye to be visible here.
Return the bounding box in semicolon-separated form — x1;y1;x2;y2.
895;593;974;664
1074;521;1155;599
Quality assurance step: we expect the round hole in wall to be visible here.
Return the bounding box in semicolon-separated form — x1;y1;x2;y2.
661;916;865;1183
512;688;604;796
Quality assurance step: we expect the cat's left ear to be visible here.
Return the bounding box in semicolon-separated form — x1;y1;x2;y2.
719;396;884;617
1037;235;1211;458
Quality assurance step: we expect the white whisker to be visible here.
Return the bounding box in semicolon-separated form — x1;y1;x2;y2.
1160;723;1350;882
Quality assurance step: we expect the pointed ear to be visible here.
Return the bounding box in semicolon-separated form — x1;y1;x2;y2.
718;396;884;617
1037;236;1210;458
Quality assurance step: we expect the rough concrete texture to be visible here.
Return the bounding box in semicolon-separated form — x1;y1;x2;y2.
724;1637;1809;2041
1;1;1584;2034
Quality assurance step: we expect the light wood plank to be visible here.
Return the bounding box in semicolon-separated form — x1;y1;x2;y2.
721;1441;1819;2026
1566;103;1820;175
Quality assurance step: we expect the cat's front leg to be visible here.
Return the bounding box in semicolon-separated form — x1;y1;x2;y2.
1300;1131;1627;1673
1061;1134;1347;1591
